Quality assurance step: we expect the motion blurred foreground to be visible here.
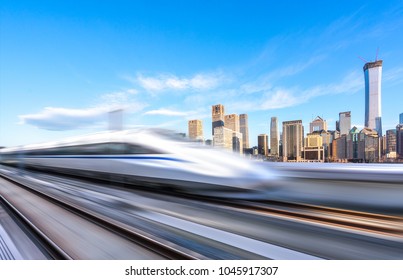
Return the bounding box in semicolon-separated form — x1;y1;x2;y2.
0;129;402;259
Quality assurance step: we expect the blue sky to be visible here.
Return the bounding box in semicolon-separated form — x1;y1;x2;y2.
1;1;403;147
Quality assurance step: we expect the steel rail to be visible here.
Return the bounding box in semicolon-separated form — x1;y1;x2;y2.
0;173;197;259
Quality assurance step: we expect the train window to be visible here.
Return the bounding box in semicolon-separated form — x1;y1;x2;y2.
18;143;163;156
108;143;127;155
125;143;162;154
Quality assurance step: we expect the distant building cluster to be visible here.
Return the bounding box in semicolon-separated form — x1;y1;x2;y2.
186;59;403;163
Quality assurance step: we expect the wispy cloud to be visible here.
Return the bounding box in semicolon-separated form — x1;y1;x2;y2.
227;70;363;113
19;89;147;130
260;88;301;110
302;70;362;99
383;67;403;85
98;89;145;111
135;72;226;93
18;107;110;130
143;108;196;117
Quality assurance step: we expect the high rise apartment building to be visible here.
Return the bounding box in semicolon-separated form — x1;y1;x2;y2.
339;111;351;136
310;116;327;133
188;120;203;140
364;60;383;136
282;120;304;161
270;117;279;156
239;114;249;150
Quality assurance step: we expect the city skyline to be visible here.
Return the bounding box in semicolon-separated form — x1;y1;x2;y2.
1;1;403;147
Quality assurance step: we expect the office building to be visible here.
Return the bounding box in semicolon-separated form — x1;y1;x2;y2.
224;114;240;133
257;134;268;157
305;130;333;162
332;134;347;162
339;111;351;136
279;132;283;157
239;114;249;150
329;130;340;160
310;116;327;133
400;113;403;125
213;126;234;150
211;104;245;154
304;133;324;162
212;104;225;135
232;131;243;153
397;124;403;159
346;126;360;162
188;120;203;141
270;117;279;156
282;120;304;161
364;60;383;136
358;128;380;162
386;129;397;158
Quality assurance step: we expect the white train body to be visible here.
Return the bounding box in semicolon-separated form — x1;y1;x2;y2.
0;129;275;197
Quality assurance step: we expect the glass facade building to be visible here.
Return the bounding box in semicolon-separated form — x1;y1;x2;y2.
270;117;279;156
239;114;249;150
364;60;383;136
339;111;351;136
282;120;304;161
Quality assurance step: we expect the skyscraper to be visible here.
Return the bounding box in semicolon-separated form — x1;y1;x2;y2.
239;114;249;150
346;126;360;161
310;116;327;133
188;120;203;140
339;111;351;136
258;134;268;157
213;126;241;151
386;129;397;157
397;124;403;159
212;104;225;135
282;120;304;161
364;60;383;136
400;113;403;125
224;114;240;133
270;117;279;156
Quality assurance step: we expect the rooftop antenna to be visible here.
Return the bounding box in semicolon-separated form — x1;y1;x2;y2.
358;55;368;63
375;47;379;61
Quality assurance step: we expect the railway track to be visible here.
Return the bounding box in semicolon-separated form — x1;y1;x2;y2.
0;195;69;259
3;166;401;239
0;173;197;259
206;199;403;238
1;166;402;259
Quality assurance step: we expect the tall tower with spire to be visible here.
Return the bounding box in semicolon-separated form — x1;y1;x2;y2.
363;60;383;136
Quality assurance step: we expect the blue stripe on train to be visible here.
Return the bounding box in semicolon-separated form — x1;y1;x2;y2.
25;156;188;162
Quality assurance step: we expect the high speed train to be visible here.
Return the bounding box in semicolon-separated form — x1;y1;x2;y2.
0;129;276;198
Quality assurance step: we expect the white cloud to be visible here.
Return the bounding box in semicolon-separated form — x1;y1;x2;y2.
303;71;362;99
136;72;225;92
260;88;301;110
19;89;147;131
227;70;363;113
143;108;195;117
99;89;147;112
19;107;110;130
383;67;403;85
